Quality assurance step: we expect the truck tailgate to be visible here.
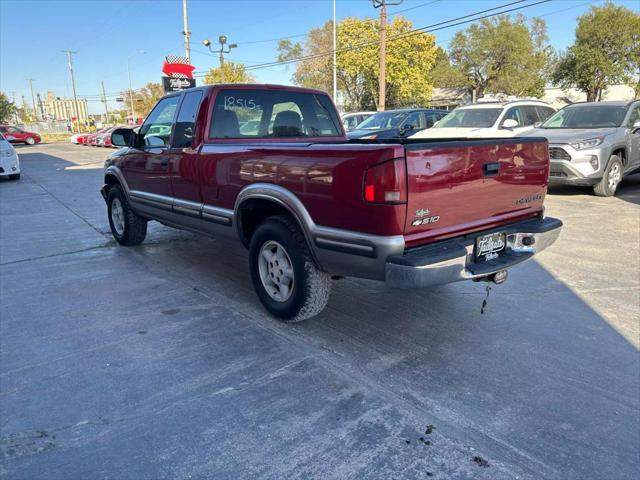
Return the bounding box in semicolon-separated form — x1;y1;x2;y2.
403;138;549;246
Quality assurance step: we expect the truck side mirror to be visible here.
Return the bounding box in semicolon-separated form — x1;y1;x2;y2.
533;122;542;128
111;128;134;147
632;120;640;133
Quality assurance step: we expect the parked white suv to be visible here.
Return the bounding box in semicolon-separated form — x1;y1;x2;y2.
0;133;20;180
410;100;556;139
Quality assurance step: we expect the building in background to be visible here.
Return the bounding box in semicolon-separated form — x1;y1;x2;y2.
430;88;473;110
43;91;88;123
542;84;637;108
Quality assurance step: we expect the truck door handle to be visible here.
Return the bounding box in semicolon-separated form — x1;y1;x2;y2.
160;159;169;167
483;162;500;176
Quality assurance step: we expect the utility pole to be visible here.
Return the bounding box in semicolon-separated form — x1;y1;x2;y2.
101;81;111;124
62;50;80;129
202;36;237;83
182;0;191;63
36;93;45;120
26;78;38;121
127;60;136;123
332;0;337;102
10;91;19;123
372;0;402;111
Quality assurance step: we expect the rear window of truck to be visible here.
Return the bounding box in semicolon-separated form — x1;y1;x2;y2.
209;89;343;139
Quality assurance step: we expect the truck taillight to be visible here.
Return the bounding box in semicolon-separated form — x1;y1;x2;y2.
363;158;407;204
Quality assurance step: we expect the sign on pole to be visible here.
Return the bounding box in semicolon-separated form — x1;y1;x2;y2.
162;55;196;93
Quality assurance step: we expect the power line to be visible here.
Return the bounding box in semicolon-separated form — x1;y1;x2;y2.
236;0;535;72
210;0;546;75
391;0;441;15
232;0;442;46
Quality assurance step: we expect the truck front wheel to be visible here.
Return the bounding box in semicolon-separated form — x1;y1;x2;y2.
249;215;331;322
107;185;147;246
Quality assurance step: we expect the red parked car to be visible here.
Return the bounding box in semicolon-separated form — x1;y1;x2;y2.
103;84;562;321
0;125;41;145
85;127;109;146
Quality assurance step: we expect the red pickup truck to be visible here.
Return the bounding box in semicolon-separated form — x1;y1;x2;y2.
102;84;562;321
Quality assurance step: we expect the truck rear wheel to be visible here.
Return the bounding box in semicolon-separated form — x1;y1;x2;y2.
107;185;147;246
249;215;331;322
593;155;623;197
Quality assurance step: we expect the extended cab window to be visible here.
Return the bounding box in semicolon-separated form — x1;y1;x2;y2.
139;95;179;147
209;89;342;139
173;91;203;148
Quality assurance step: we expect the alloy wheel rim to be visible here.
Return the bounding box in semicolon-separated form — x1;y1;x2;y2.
111;198;125;235
608;163;621;191
258;240;294;302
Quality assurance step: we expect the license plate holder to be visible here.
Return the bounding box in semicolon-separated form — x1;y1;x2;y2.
475;231;506;262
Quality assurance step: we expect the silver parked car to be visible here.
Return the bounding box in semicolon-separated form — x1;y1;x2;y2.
525;100;640;196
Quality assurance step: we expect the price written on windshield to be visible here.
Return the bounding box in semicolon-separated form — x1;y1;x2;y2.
224;96;259;110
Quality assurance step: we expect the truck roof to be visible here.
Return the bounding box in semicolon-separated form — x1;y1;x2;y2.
176;83;331;97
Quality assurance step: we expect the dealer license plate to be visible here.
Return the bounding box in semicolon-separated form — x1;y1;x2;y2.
475;232;506;262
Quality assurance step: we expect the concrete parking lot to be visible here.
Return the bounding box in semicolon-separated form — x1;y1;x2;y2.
1;143;639;479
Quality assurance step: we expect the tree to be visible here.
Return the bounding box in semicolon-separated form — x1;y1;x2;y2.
202;62;256;84
0;92;17;123
429;47;467;89
449;14;550;98
278;16;438;110
119;82;164;118
552;3;640;102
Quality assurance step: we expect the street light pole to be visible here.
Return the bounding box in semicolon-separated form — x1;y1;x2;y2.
203;36;237;83
372;0;402;112
127;50;145;124
333;0;337;102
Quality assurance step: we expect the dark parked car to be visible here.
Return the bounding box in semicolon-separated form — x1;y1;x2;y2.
346;108;448;140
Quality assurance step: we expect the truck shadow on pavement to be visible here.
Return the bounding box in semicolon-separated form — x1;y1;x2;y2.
2;149;639;480
124;222;640;479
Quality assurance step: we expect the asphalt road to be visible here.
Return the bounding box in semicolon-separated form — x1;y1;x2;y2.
1;143;639;480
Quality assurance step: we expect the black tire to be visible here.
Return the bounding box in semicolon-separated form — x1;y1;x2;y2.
593;155;623;197
107;184;147;246
25;137;36;145
249;215;331;322
8;173;20;180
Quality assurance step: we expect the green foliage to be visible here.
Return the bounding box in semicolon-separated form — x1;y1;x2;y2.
0;92;17;123
449;14;550;98
429;47;467;88
120;82;165;118
278;17;438;110
202;62;256;85
552;3;640;101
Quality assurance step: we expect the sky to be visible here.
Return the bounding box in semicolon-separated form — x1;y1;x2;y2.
1;0;638;114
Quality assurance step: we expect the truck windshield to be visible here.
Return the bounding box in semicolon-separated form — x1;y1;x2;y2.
435;108;502;128
357;111;408;130
541;105;627;129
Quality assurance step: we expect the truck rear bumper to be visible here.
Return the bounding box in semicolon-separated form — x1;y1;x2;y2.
385;217;562;288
